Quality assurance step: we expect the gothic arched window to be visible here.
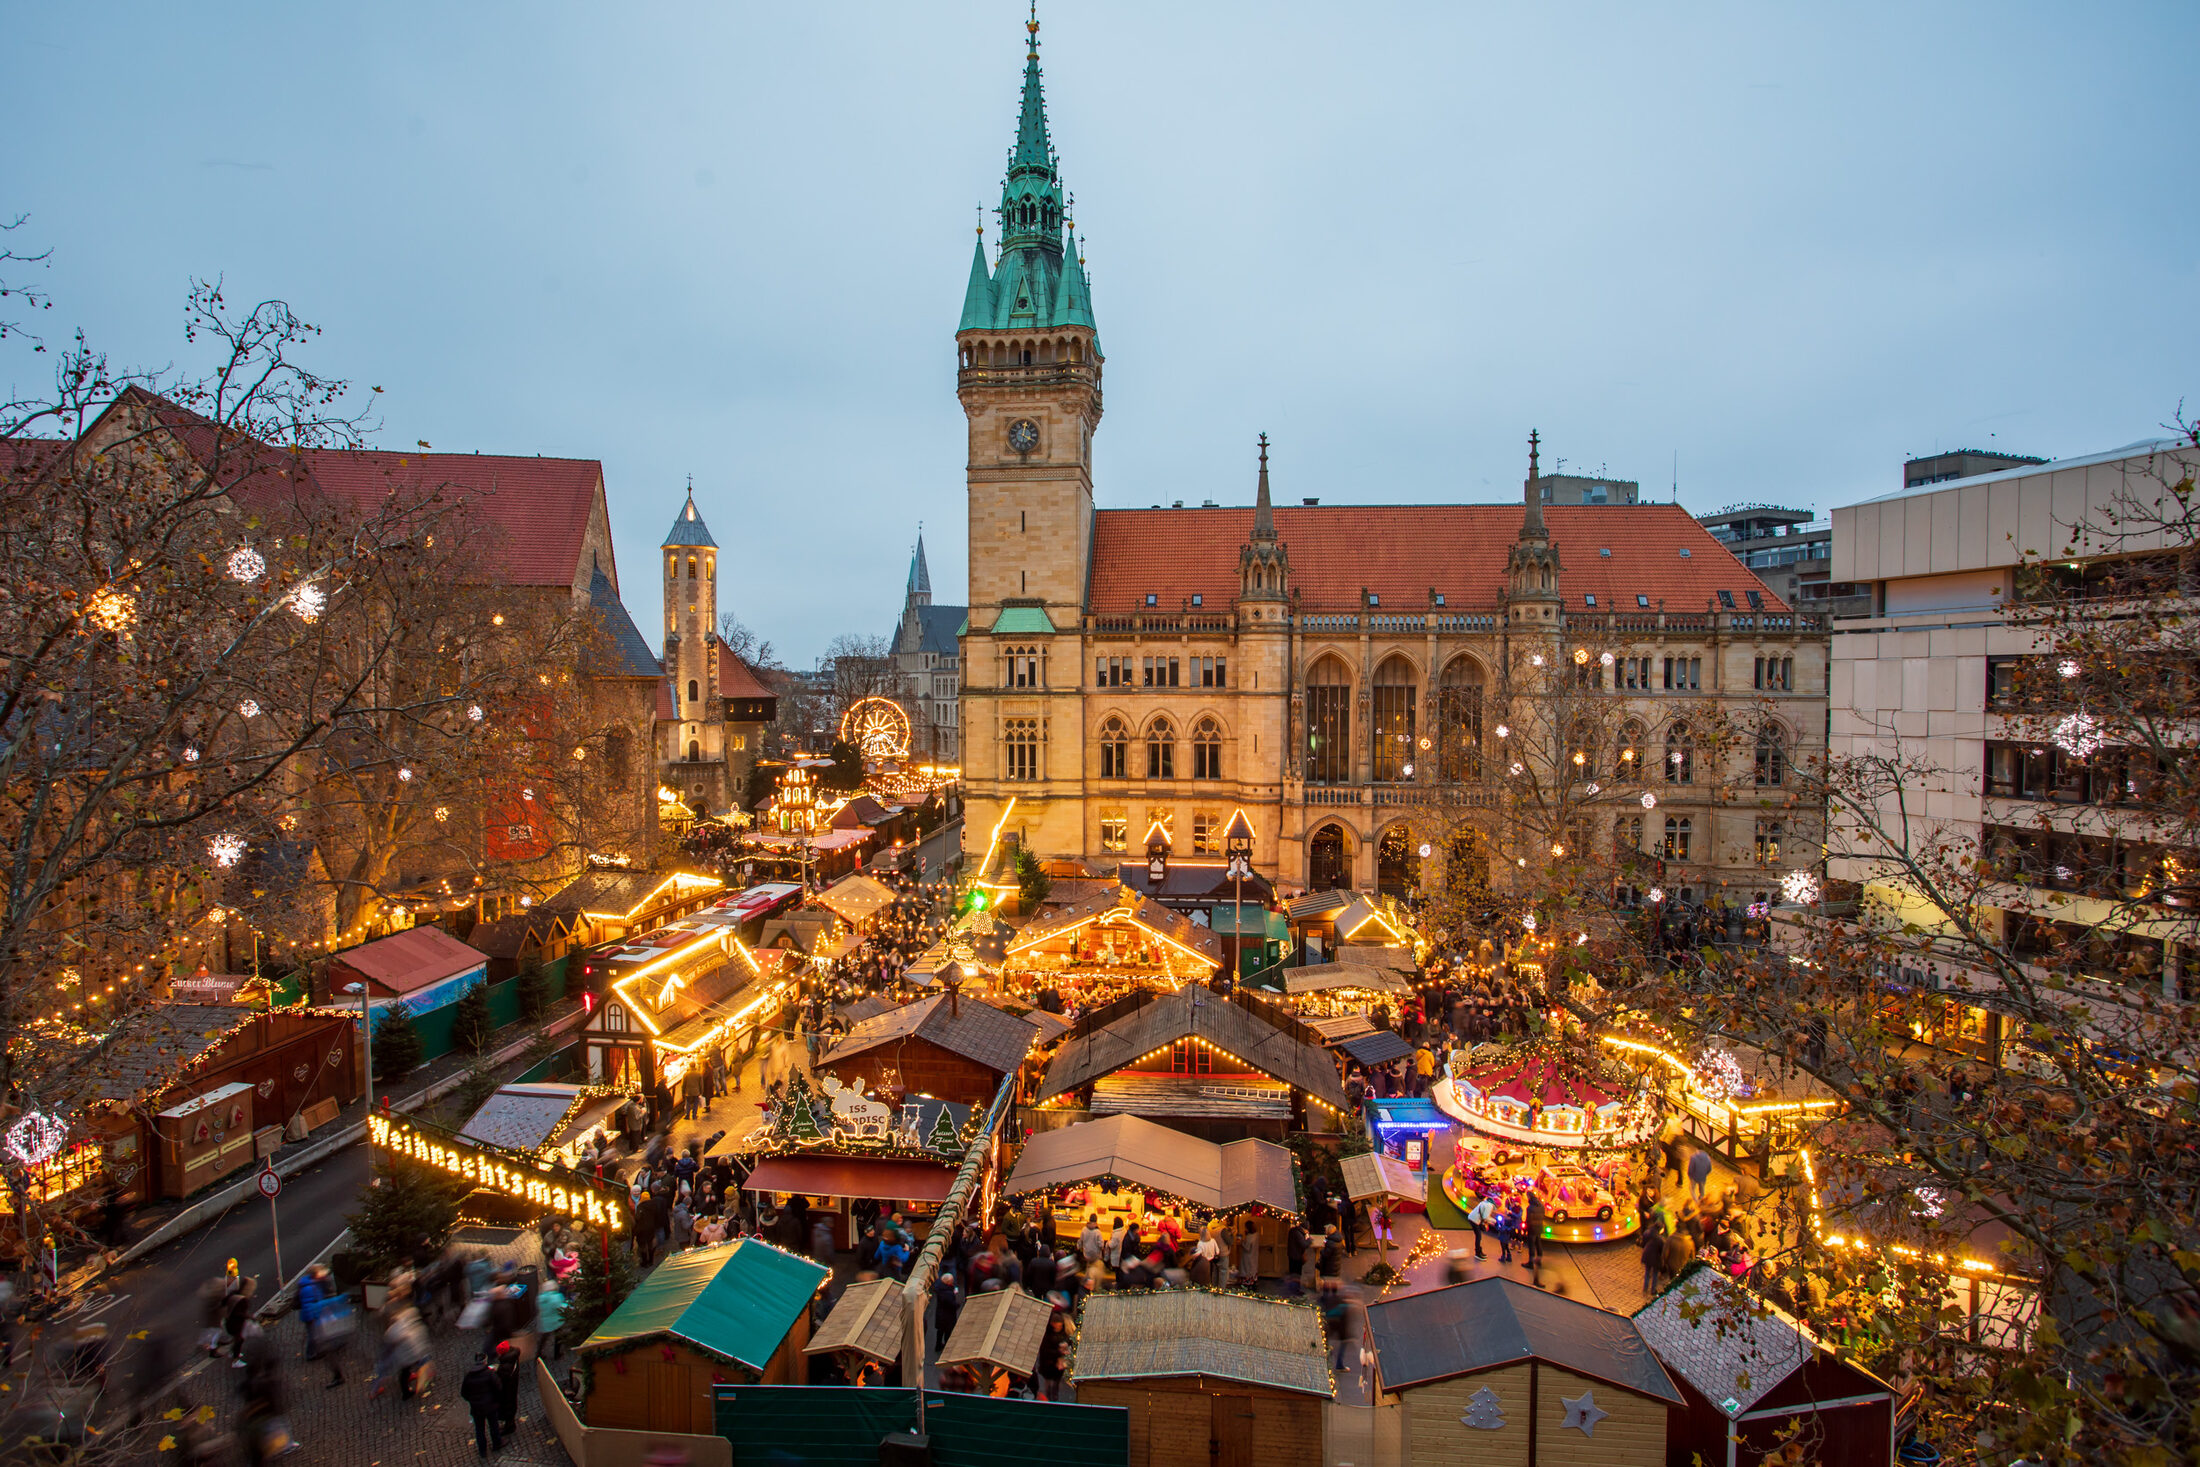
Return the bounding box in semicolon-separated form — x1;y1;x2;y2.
1098;717;1129;780
1663;816;1693;860
1755;726;1786;787
1437;657;1484;781
1192;718;1222;780
1147;717;1176;780
1004;718;1042;781
1665;723;1695;785
1617;720;1646;776
1305;655;1351;785
1372;656;1417;782
686;554;696;580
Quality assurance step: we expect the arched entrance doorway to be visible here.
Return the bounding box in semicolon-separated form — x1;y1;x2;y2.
1377;826;1421;898
1309;824;1351;892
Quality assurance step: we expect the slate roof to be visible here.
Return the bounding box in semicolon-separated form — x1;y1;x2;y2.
1073;1292;1332;1397
804;1277;907;1365
586;566;661;679
819;993;1037;1077
1634;1265;1887;1417
1003;1114;1297;1214
663;491;717;548
1366;1277;1683;1404
459;1084;584;1152
1088;502;1788;615
1038;988;1349;1114
896;602;965;659
1339;1031;1415;1068
58;1005;260;1106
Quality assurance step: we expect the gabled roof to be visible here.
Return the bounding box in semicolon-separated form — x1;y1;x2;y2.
896;602;966;659
988;605;1055;636
1002;1114;1297;1214
1366;1277;1683;1404
1073;1292;1332;1398
332;926;487;995
1087;502;1788;615
1037;988;1349;1114
1285;889;1355;921
813;872;898;925
1634;1265;1889;1417
56;1004;262;1107
580;1239;825;1372
936;1287;1052;1377
1008;884;1223;967
804;1276;907;1366
819;992;1036;1077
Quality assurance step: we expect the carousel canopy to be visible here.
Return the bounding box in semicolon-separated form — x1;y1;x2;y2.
1461;1052;1626;1113
1003;1114;1297;1214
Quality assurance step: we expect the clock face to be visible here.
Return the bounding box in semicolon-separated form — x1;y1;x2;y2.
1007;418;1040;453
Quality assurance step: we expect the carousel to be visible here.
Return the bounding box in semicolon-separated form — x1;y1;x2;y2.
1430;1039;1661;1244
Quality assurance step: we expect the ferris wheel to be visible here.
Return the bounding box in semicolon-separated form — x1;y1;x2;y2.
840;696;912;760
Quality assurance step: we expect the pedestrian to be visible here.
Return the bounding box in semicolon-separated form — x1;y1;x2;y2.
1317;1225;1342;1279
461;1352;504;1458
494;1339;521;1436
1688;1145;1714;1202
1237;1224;1261;1289
222;1276;257;1365
1036;1313;1070;1401
297;1264;349;1387
1638;1217;1667;1296
1465;1193;1496;1260
1285;1221;1309;1296
1523;1194;1547;1268
536;1277;567;1362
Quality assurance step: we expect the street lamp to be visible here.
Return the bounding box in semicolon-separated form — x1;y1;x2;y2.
1223;812;1256;988
344;982;371;1111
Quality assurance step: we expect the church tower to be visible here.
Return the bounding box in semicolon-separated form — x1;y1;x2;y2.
956;8;1102;619
661;486;725;810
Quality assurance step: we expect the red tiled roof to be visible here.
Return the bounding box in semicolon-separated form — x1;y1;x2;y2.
295;449;606;589
330;925;487;995
715;644;775;701
1086;503;1788;614
656;678;677;721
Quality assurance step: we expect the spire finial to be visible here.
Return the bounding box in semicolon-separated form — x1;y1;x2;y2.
1522;429;1547;538
1027;0;1039;59
1252;433;1276;543
1527;429;1540;481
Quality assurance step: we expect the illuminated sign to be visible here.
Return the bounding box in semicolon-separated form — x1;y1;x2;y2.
366;1113;627;1231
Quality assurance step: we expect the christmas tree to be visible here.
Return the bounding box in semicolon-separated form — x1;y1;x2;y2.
925;1104;962;1156
372;1002;425;1082
560;1233;639;1351
451;979;493;1053
783;1076;824;1143
1461;1385;1507;1431
345;1157;466;1275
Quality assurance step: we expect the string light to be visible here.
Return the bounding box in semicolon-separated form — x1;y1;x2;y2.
182;746;201;763
1572;648;1588;664
5;1112;67;1167
238;699;260;718
1780;869;1819;905
434;806;450;822
87;589;136;632
1599;652;1614;667
1647;886;1664;904
207;834;247;868
398;767;414;782
226;546;266;583
1640;792;1657;809
1495;724;1510;739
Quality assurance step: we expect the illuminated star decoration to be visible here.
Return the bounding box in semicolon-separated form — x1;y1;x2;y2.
1780;868;1819;905
226;546;266;583
2053;713;2101;759
207;834;248;868
288;582;326;623
1559;1390;1608;1437
1640;792;1658;809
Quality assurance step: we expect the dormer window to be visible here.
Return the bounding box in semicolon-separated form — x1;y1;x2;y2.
1144;593;1158;607
1433;593;1446;607
1367;593;1380;607
1679;548;1693;558
1717;589;1736;609
1190;594;1203;607
1747;589;1764;610
1584;594;1597;607
1637;594;1650;608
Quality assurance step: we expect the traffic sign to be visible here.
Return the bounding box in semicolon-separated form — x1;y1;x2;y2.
256;1164;281;1200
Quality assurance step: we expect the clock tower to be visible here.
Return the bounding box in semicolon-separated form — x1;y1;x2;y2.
955;9;1101;619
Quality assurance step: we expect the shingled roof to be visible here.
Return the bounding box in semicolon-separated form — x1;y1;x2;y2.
1074;1292;1332;1398
1008;884;1222;966
1367;1277;1682;1403
1037;988;1349;1114
1088;502;1787;615
1633;1265;1888;1418
819;992;1037;1077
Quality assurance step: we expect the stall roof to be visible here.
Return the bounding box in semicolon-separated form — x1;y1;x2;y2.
1339;1151;1427;1206
1284;889;1354;921
814;873;899;925
1340;1031;1415;1068
1285;962;1412;997
1007;884;1222;966
936;1288;1052;1377
1207;905;1289;938
1302;1013;1377;1045
1003;1114;1297;1214
1367;1277;1682;1403
743;1154;958;1204
1038;988;1350;1114
332;926;486;995
803;1277;908;1366
1117;860;1278;908
819;992;1037;1077
1073;1292;1332;1398
1633;1265;1885;1418
580;1239;826;1373
458;1083;621;1154
1332;898;1409;944
60;1004;261;1105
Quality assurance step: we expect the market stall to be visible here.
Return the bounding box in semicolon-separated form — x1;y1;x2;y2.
1430;1040;1661;1243
1071;1291;1332;1467
934;1287;1052;1397
1003;884;1221;1005
1002;1113;1300;1275
734;1072;981;1250
576;1239;828;1433
803;1275;907;1386
1282;962;1414;1020
1363;1096;1449;1198
816;992;1038;1108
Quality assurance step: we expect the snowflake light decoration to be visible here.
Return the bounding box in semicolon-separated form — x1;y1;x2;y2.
1694;1046;1746;1101
207;834;248;868
521;788;535;801
2057;658;2081;679
1584;781;1601;795
1521;913;1538;932
1640;792;1657;809
1599;652;1614;667
238;699;260;718
5;1112;67;1168
1530;654;1545;667
288;583;326;623
226;546;266;583
1647;886;1665;904
2053;713;2101;759
467;704;485;723
1780;868;1820;905
1418;842;1432;859
1495;724;1510;739
1509;761;1525;776
182;746;201;763
397;767;414;782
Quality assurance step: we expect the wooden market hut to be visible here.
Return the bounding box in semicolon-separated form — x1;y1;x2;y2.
1633;1265;1897;1467
1004;883;1223;997
1035;986;1352;1140
1071;1291;1332;1467
1366;1277;1682;1467
816;991;1039;1107
1002;1114;1300;1273
577;1239;828;1434
802;1276;908;1385
538;867;725;950
813;871;899;931
463;908;576;986
935;1287;1053;1395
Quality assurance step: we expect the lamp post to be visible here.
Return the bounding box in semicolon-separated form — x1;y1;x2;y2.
1223;813;1256;990
344;982;371;1113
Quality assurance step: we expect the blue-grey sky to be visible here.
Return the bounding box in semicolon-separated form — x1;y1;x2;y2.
5;4;2194;664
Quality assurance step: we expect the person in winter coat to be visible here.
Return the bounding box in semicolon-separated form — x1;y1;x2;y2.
493;1339;522;1435
1035;1314;1071;1401
1522;1195;1548;1269
1661;1227;1696;1283
535;1281;567;1361
1465;1194;1497;1259
1688;1145;1715;1201
297;1266;346;1386
1638;1217;1668;1296
460;1354;503;1457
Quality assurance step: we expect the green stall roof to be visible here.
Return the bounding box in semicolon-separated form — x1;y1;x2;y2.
1207;905;1289;939
581;1239;827;1373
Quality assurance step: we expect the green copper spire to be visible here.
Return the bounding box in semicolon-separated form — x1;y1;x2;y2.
957;6;1098;340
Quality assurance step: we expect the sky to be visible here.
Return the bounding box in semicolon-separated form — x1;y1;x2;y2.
4;3;2195;665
